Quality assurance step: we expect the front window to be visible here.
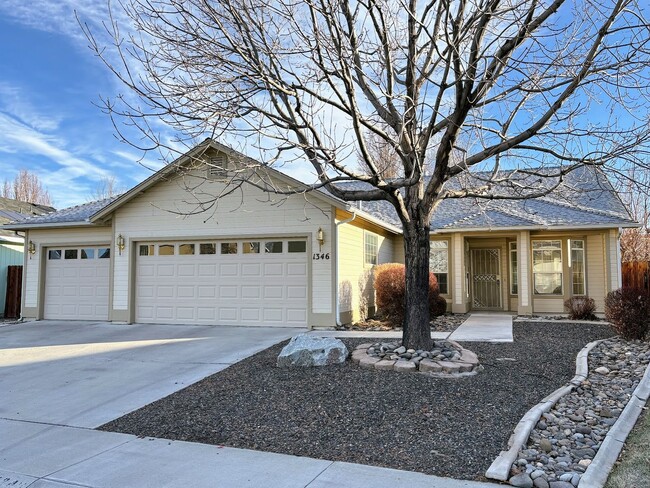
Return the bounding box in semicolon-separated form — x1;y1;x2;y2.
571;240;586;295
364;232;378;265
533;240;562;295
430;240;448;294
509;242;518;295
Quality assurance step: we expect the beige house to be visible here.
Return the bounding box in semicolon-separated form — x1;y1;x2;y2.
3;140;637;326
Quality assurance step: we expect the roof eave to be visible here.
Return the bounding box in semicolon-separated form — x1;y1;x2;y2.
430;222;640;234
1;221;100;231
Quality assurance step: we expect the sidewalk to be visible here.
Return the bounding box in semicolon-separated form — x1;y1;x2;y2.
312;313;514;343
448;314;513;342
0;418;497;488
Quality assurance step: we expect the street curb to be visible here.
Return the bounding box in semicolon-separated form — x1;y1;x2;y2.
485;339;606;482
579;359;650;488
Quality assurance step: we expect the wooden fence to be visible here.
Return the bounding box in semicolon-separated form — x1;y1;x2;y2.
622;261;649;292
4;265;22;319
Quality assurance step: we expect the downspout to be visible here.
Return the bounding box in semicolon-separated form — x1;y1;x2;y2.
335;210;357;326
617;227;623;288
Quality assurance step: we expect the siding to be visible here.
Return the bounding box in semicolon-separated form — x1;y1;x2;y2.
113;171;334;323
587;233;606;313
0;243;24;315
337;217;394;323
24;227;112;310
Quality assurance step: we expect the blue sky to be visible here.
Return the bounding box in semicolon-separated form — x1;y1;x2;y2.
0;2;168;208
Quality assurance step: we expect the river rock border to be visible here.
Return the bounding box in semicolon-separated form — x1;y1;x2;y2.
486;337;650;488
351;340;481;376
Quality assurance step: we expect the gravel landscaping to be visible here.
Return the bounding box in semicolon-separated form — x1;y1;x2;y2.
100;322;612;481
340;313;468;332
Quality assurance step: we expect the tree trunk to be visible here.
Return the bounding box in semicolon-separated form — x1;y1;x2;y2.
402;222;433;350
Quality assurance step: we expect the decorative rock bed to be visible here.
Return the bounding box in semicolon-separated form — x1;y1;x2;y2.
506;338;650;488
351;340;481;376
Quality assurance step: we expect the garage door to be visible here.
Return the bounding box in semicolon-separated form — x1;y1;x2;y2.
135;239;308;326
44;246;111;320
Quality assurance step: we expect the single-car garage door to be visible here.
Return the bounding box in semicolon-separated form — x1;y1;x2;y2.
44;246;111;320
135;238;308;326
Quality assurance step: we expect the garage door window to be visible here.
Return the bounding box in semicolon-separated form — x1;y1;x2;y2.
243;242;260;254
98;248;110;259
48;249;62;260
81;248;95;259
221;242;238;254
159;244;175;256
139;245;154;256
265;241;283;253
65;249;78;260
179;244;195;255
288;241;306;253
200;243;216;254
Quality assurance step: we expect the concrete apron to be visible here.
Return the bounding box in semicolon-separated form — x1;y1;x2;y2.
0;419;497;488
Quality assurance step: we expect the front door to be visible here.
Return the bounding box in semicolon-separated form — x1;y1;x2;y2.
471;249;502;310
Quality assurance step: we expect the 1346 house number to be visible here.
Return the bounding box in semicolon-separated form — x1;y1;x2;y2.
312;253;330;260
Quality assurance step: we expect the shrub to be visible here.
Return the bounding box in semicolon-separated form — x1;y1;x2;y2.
604;288;650;340
374;263;445;325
564;296;597;321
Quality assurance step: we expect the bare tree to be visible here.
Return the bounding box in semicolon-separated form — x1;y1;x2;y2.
82;0;650;349
2;169;52;206
615;167;650;262
89;176;124;201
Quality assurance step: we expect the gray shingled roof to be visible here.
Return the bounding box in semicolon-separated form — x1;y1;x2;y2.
0;196;55;237
3;165;636;231
7;196;119;226
337;166;637;230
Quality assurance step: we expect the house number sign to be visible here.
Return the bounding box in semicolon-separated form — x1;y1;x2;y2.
312;253;330;260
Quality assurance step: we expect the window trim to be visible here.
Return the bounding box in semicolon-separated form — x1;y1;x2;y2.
570;239;586;296
363;231;378;266
429;239;449;295
532;239;563;296
509;241;518;296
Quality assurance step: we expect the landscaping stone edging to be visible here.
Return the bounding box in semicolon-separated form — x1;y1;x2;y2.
485;338;606;482
578;359;650;488
351;340;481;376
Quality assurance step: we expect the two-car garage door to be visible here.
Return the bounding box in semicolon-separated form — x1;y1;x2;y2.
135;238;308;327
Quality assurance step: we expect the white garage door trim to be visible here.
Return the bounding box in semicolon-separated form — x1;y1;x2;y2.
135;238;309;327
44;246;111;320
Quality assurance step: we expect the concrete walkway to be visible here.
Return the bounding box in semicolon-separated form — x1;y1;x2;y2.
448;313;513;342
0;418;496;488
313;313;514;343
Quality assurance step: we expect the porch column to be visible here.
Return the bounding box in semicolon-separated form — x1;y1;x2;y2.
451;232;468;313
518;230;533;315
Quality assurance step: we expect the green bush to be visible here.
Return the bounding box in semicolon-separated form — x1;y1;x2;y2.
604;288;650;340
374;263;445;324
564;296;597;320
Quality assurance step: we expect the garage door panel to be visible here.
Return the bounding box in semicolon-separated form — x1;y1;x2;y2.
198;286;216;298
219;264;238;276
157;265;175;277
219;308;238;321
241;263;261;276
62;268;79;279
136;239;307;327
287;286;307;299
263;263;283;276
177;286;195;299
177;264;195;276
79;268;95;279
241;286;260;299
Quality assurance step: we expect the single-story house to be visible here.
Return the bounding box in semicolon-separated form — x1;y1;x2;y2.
3;140;637;326
0;197;54;316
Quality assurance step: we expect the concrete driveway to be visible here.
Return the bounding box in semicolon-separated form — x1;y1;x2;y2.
0;320;301;428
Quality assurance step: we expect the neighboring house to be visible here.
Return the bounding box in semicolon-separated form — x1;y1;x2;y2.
0;197;54;316
3;140;637;326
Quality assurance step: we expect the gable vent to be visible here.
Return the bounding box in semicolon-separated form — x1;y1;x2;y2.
206;154;230;180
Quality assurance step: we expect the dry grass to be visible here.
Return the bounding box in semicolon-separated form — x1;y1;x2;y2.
605;408;650;488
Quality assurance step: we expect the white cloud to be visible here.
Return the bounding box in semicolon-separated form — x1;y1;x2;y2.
0;82;63;132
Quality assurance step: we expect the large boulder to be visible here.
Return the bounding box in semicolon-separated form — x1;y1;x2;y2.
277;334;348;367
